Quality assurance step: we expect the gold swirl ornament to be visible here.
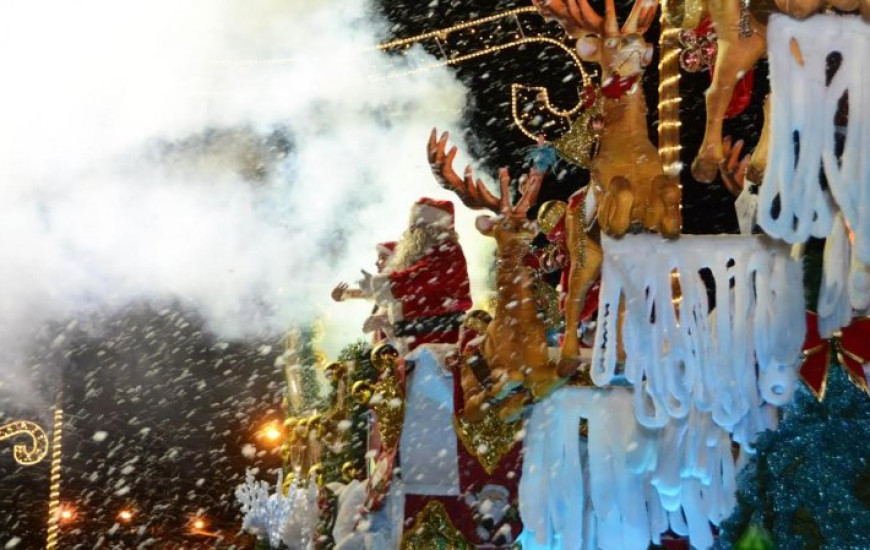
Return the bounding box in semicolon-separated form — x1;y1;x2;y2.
371;343;400;372
0;420;49;466
364;344;406;450
341;461;361;482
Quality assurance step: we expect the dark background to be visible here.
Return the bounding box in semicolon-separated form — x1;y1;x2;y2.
0;0;767;547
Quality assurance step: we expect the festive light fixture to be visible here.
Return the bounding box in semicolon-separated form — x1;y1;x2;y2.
0;420;49;466
657;4;683;177
375;6;593;140
258;421;283;444
45;400;63;550
190;515;209;532
58;504;76;525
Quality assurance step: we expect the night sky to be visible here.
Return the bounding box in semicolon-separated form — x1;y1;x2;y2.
0;0;768;547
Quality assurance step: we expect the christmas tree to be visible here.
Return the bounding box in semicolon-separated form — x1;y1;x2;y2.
715;363;870;549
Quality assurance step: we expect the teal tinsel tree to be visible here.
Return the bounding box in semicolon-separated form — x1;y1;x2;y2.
715;362;870;549
283;325;327;416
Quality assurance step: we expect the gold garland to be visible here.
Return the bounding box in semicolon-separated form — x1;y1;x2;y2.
453;411;521;475
0;420;49;466
401;500;472;550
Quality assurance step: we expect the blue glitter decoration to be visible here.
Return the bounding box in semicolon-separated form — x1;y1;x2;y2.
715;364;870;549
523;143;560;173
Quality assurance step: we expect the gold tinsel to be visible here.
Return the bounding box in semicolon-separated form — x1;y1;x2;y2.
401;501;472;550
453;411;521;475
552;93;603;169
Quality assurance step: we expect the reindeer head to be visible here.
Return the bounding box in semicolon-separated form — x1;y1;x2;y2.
427;129;542;250
534;0;657;92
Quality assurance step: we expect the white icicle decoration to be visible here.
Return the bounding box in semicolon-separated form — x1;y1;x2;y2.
591;234;804;431
518;387;776;550
759;14;870;261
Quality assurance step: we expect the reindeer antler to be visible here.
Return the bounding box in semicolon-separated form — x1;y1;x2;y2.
568;0;606;35
622;0;658;35
535;0;657;37
533;0;605;36
427;129;506;214
427;128;545;219
507;166;544;218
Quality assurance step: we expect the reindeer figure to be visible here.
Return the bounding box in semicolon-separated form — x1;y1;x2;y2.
774;0;870;21
686;0;866;183
428;130;564;419
534;0;682;238
684;0;768;183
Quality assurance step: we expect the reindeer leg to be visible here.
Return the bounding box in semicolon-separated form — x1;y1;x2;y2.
559;237;603;377
598;176;634;236
496;392;530;423
691;34;767;183
746;93;771;183
774;0;826;18
646;175;682;238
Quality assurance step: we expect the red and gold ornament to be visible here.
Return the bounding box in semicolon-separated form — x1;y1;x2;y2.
800;313;870;400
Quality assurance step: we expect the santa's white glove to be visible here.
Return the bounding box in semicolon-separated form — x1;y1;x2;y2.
358;269;374;295
362;314;389;334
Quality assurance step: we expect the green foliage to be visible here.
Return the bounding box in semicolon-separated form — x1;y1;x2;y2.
715;366;870;549
284;325;327;416
320;340;375;485
734;525;774;550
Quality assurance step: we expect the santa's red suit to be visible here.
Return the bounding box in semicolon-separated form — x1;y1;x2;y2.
370;198;473;351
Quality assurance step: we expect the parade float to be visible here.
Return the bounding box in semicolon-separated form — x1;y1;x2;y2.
237;1;870;548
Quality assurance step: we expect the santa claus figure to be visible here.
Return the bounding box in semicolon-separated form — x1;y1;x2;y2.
363;198;472;352
332;241;397;344
331;241;396;302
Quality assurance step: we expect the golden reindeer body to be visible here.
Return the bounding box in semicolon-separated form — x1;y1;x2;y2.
428;131;562;420
534;0;682;238
533;0;680;370
686;0;866;183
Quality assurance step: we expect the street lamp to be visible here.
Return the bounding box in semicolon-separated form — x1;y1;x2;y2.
117;509;134;522
258;421;282;445
58;504;76;524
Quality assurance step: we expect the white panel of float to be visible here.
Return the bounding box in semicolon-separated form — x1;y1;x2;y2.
400;344;460;496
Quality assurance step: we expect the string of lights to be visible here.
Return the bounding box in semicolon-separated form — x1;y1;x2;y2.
0;420;49;466
45;400;64;550
374;7;591;141
657;4;683;176
377;6;539;51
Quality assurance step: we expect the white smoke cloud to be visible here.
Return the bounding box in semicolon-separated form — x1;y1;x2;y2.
0;0;497;402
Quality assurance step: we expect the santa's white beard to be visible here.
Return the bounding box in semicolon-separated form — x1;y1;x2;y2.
390;225;454;270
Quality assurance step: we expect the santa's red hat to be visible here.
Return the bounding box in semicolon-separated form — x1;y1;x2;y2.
375;241;396;256
410;197;455;230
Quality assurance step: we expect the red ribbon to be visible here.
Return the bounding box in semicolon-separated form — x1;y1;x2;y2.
800;313;870;400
